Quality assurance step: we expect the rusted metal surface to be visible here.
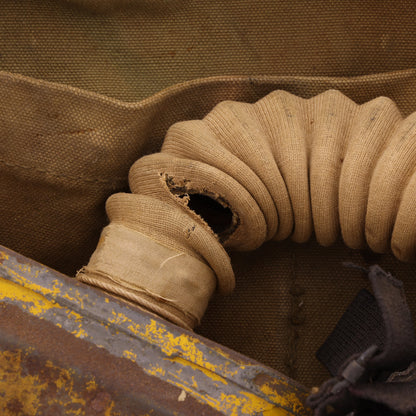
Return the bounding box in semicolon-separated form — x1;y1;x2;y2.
0;303;219;416
0;245;312;415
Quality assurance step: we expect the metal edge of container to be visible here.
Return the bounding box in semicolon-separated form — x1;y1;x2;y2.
0;245;312;416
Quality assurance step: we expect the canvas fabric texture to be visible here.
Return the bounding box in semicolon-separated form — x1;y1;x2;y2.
80;89;416;334
78;222;219;329
1;0;416;388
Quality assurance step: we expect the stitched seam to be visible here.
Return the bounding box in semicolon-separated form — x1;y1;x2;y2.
285;250;305;380
0;158;127;185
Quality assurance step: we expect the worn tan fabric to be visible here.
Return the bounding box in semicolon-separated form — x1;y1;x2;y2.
2;0;416;102
2;0;416;388
129;153;266;253
367;111;416;257
340;97;401;249
78;222;218;329
79;90;416;331
156;91;416;259
78;154;237;326
2;70;416;388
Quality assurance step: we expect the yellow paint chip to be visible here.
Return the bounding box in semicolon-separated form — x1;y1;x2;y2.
0;277;60;316
0;350;44;415
86;378;98;392
168;356;227;386
0;350;112;416
129;319;239;378
122;350;137;361
259;382;306;411
0;251;9;261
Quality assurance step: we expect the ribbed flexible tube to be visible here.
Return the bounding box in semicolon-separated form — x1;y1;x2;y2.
78;90;416;328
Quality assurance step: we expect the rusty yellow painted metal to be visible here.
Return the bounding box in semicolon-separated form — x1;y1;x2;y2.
0;349;117;416
0;245;312;415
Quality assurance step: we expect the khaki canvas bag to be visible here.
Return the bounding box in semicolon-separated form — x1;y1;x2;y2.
1;1;416;413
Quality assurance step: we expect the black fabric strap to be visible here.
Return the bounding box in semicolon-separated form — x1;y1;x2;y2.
366;266;416;371
307;265;416;416
316;289;384;377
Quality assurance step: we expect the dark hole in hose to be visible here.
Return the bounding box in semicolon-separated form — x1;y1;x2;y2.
185;194;233;235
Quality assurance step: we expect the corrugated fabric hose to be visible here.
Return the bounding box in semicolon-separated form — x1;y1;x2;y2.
77;89;416;329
